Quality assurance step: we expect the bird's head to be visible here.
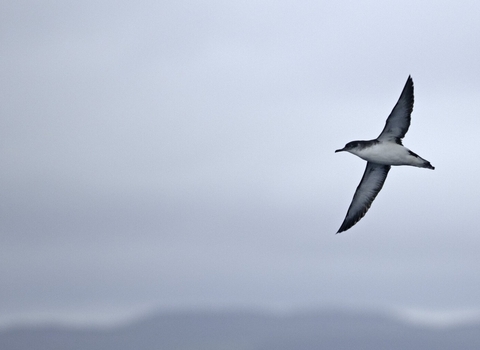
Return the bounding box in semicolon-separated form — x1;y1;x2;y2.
335;141;361;154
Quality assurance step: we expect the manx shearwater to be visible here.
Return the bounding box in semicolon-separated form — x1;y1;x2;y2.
335;76;434;233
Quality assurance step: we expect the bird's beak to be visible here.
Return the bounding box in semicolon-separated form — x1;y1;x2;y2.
335;148;345;153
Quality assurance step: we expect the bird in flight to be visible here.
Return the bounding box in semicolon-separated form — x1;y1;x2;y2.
335;76;434;233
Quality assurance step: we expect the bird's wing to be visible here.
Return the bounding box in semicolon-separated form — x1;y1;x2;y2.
337;162;391;233
377;76;414;144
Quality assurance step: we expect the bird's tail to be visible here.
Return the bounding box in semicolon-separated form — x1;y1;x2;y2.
423;161;435;170
408;150;435;170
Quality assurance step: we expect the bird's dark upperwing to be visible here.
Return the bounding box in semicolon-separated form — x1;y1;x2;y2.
337;163;391;233
377;76;414;144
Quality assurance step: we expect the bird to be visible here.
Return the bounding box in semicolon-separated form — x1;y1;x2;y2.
335;76;434;233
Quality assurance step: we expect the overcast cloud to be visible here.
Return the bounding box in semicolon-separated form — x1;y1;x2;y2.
1;0;480;325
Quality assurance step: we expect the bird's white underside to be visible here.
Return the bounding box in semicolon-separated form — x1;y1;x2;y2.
347;142;425;167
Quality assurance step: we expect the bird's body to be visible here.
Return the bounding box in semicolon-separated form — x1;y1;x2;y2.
335;76;434;233
347;140;433;168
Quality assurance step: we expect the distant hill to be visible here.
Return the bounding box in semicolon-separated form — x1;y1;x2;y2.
1;309;480;350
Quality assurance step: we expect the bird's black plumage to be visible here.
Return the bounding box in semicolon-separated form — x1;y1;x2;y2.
337;163;390;233
377;76;414;145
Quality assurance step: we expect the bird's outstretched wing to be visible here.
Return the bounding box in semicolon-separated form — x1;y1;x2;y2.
377;76;414;144
337;162;391;233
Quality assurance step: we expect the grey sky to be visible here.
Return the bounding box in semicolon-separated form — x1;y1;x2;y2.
1;0;480;325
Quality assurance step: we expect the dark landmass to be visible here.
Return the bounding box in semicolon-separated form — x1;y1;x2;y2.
1;309;480;350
